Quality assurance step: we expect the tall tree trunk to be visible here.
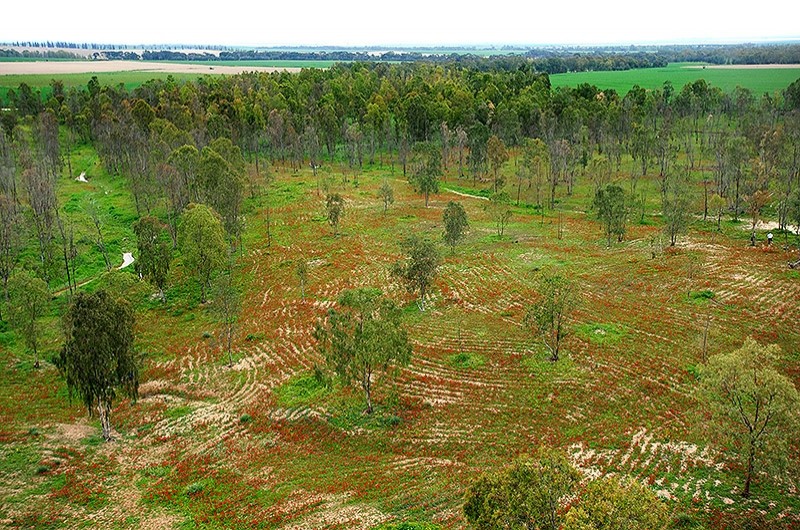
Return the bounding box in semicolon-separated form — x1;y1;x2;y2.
743;438;756;497
98;400;112;441
363;367;373;414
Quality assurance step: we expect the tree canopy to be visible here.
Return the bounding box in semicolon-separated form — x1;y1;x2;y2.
178;203;228;303
464;448;581;530
698;338;800;497
392;235;441;311
57;290;138;441
314;288;412;414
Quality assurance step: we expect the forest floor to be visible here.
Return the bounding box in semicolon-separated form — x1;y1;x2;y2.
1;153;799;529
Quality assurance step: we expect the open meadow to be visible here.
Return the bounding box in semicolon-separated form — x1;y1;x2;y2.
1;144;799;528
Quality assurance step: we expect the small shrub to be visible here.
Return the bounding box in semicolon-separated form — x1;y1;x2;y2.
447;352;487;370
185;482;204;496
239;414;252;424
35;465;50;475
201;331;213;339
689;290;715;302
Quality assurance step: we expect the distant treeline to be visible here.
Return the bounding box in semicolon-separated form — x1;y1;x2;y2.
3;42;800;72
645;43;800;65
0;48;83;59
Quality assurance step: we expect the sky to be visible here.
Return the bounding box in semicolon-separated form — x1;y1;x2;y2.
2;0;798;48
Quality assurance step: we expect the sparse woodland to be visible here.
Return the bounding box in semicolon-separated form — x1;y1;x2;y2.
0;58;799;528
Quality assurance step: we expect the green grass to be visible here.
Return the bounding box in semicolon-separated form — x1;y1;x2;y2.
164;405;193;420
275;373;330;407
447;352;487;369
550;62;800;94
688;289;716;303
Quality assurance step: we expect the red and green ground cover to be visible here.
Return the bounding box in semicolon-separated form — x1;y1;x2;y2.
1;151;799;529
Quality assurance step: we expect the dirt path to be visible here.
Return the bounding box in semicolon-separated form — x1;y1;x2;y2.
441;186;489;201
52;252;135;296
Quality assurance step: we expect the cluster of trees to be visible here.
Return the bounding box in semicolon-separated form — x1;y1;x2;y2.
0;48;82;59
464;448;669;529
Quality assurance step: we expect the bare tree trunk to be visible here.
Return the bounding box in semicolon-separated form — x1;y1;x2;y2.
702;314;711;363
98;400;113;441
743;438;756;497
363;367;373;414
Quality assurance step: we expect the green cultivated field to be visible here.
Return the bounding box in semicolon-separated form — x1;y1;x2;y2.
550;62;800;94
0;72;204;101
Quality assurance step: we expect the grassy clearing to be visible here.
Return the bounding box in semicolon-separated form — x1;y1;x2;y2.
550;62;800;94
574;322;628;345
0;139;799;527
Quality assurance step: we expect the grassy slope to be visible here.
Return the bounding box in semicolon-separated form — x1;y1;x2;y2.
0;142;799;528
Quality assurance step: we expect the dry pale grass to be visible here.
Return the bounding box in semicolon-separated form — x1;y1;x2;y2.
0;60;300;76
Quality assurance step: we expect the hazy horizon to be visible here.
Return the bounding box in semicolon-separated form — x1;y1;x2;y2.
3;0;798;50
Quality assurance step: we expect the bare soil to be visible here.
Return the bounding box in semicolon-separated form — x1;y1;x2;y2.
0;60;300;75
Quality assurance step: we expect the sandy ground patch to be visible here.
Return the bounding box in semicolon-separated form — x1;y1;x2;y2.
0;60;301;76
683;64;800;69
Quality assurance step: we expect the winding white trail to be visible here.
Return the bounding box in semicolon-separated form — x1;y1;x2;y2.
118;252;135;270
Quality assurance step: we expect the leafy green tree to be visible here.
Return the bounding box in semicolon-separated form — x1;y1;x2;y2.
487;134;509;193
314;288;411;414
593;184;629;247
133;216;172;300
6;270;50;368
197;144;246;240
788;187;800;235
210;271;241;367
326;193;345;235
410;142;441;207
708;193;727;231
57;291;138;441
525;273;579;362
392;235;441;311
443;201;469;253
178;203;227;303
520;138;549;207
698;338;800;497
487;191;513;238
662;173;693;246
378;180;394;214
464;448;581;530
563;476;670;530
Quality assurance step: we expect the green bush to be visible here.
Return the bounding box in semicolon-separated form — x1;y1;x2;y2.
447;352;487;369
275;373;330;407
